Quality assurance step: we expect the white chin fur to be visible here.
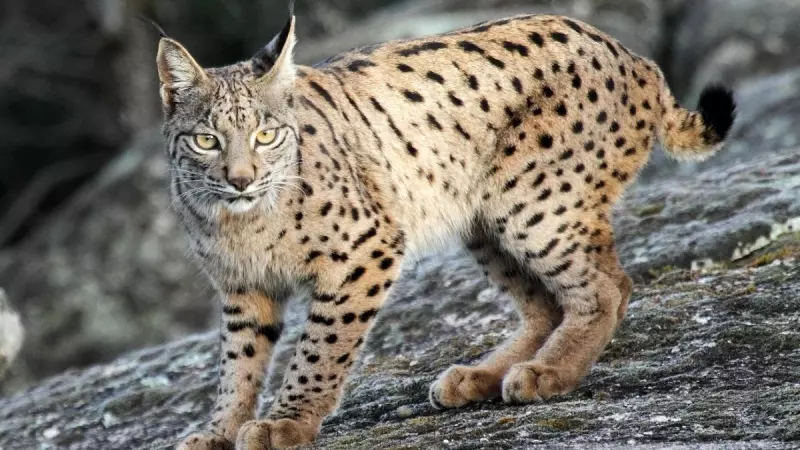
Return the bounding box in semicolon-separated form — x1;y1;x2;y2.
222;197;258;214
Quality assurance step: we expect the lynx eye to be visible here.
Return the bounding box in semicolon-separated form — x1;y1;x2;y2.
256;129;278;146
194;134;219;151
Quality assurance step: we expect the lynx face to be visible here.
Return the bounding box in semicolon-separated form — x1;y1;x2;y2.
158;19;299;215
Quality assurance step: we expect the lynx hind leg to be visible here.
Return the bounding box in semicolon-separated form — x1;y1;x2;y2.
473;136;630;403
498;217;629;404
598;245;633;323
429;229;562;409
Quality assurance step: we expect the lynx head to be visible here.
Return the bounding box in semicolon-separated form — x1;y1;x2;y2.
157;14;299;215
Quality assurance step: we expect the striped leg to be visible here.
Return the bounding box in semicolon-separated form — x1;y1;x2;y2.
501;220;627;403
236;246;403;449
179;291;285;449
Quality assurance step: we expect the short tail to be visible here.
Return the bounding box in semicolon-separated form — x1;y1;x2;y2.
658;84;736;161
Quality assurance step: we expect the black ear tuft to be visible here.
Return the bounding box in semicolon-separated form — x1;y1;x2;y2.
698;84;736;141
252;13;294;77
137;15;169;38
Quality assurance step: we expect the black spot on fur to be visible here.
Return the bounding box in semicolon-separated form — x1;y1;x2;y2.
397;41;448;57
243;344;255;357
458;40;484;54
222;305;242;315
257;323;284;343
347;59;377;73
563;19;584;34
539;134;554;149
342;313;356;324
503;41;529;56
530;32;545;47
426;71;445;84
309;81;338;109
403;90;424;102
449;92;464;106
345;267;366;283
512;77;523;93
550;32;569;44
359;309;378;322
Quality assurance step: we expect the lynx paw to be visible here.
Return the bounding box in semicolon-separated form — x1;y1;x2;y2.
176;432;234;450
235;419;317;450
429;365;502;409
502;362;575;404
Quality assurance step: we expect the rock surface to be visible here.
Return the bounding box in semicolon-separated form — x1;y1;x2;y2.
0;289;23;378
0;246;797;449
1;62;800;448
616;69;800;278
3;0;800;400
296;0;664;65
671;0;800;103
0;0;669;392
0;131;214;395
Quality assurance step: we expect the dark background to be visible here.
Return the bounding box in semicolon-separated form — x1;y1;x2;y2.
1;0;799;395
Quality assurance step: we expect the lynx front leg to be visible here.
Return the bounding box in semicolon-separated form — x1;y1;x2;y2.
235;249;403;450
178;290;285;449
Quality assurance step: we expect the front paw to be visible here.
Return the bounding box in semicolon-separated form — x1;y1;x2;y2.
235;419;317;449
177;432;234;450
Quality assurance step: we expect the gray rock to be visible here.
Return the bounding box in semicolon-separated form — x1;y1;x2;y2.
640;65;800;182
0;251;797;449
0;131;215;395
0;289;23;378
0;0;668;392
671;0;800;103
2;65;799;447
2;0;798;404
297;0;664;65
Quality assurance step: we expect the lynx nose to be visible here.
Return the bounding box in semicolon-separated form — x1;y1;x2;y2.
228;176;254;192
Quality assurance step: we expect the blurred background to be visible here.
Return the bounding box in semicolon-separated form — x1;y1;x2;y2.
0;0;798;395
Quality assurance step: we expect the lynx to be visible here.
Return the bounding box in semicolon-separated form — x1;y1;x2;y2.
157;9;735;450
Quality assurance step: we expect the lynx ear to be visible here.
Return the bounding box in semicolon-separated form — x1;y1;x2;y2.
156;38;207;108
251;14;297;86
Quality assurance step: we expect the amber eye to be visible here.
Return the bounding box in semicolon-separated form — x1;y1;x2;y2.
256;129;278;146
194;134;219;151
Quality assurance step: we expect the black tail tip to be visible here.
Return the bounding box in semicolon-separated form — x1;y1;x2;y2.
698;84;736;142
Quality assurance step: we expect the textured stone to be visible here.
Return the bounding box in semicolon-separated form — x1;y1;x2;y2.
297;0;663;65
0;0;667;392
0;0;800;450
0;131;214;395
2;67;800;446
671;0;800;103
0;289;23;378
0;253;797;449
